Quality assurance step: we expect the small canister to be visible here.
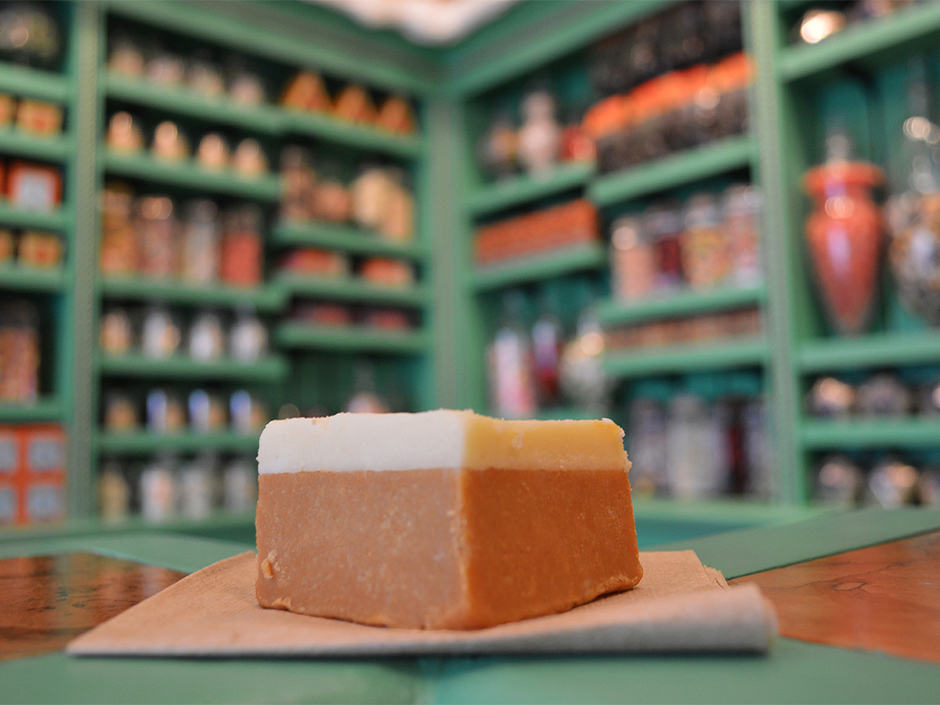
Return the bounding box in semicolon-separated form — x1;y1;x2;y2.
220;205;263;287
141;305;181;359
180;200;220;285
140;454;178;522
188;310;225;362
137;195;179;279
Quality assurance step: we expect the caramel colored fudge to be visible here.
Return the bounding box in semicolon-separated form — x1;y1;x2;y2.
255;410;643;630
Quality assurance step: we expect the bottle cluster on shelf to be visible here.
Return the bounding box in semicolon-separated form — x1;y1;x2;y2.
108;31;268;107
805;371;940;419
98;454;257;523
0;159;63;213
627;386;770;500
281;250;415;288
0;229;62;270
106;111;270;179
814;453;939;508
610;184;762;303
100;305;268;363
0;3;64;70
279;149;414;242
0;93;64;137
0;424;66;526
102;386;268;436
287;301;416;333
281;71;417;137
790;1;918;46
475;200;598;268
0;300;40;404
100;184;264;287
585;52;753;175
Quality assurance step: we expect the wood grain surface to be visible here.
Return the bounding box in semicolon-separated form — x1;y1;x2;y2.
730;530;940;664
0;552;185;661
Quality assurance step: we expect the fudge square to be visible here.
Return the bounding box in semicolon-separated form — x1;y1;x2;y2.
255;410;643;630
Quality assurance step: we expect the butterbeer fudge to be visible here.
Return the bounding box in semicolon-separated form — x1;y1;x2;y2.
255;410;643;630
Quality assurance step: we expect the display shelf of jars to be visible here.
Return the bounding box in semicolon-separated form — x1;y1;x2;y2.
270;222;426;261
275;273;430;308
0;203;70;232
779;1;940;82
800;418;940;450
100;151;282;201
98;278;285;312
0;130;74;162
275;323;428;355
587;135;755;208
597;285;767;328
96;353;289;381
96;430;261;455
0;398;65;423
470;243;607;292
282;110;423;160
465;161;595;218
602;337;768;380
0;63;70;103
104;73;283;135
798;331;940;373
0;266;67;292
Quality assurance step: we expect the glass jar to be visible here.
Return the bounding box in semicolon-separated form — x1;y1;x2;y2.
681;194;729;290
188;389;228;434
610;216;657;302
99;307;134;356
146;388;186;434
103;390;139;432
803;131;884;336
99;183;139;277
220;205;263;287
222;458;257;512
0;300;39;403
180;200;220;285
140;454;178;522
723;184;763;286
137;195;179;279
647;204;684;294
188;310;225;362
98;460;131;522
229;309;268;363
140;305;181;359
178;454;218;520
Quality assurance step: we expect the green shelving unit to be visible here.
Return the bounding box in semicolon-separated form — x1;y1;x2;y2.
97;431;261;455
597;285;767;327
276;324;428;354
96;354;289;381
0;63;70;102
100;152;282;201
0;399;65;423
465;161;594;217
104;74;283;134
799;332;940;372
0;130;75;162
0;267;67;293
469;244;607;291
602;338;769;380
276;274;430;307
271;222;426;260
0;204;70;231
588;136;756;207
800;419;940;450
99;278;285;311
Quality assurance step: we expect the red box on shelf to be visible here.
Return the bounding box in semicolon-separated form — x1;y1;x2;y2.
0;424;67;526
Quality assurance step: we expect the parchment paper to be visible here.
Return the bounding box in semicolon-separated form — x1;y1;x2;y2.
67;550;777;657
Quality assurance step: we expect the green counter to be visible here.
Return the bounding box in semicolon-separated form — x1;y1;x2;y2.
2;507;938;704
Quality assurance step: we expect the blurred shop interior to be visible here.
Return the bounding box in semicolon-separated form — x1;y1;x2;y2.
1;0;940;541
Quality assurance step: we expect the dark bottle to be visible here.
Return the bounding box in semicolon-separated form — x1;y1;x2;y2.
531;287;564;408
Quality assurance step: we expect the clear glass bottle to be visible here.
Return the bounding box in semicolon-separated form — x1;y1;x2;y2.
488;290;536;419
181;199;220;285
531;287;564;409
140;454;178;522
610;215;657;302
137;195;179;280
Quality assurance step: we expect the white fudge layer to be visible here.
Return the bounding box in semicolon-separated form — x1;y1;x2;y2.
258;410;471;474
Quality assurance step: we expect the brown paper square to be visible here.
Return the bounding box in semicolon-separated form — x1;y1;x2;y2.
67;550;776;657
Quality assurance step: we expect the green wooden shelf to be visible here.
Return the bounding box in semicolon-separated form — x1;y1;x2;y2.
104;74;282;134
0;266;66;292
588;136;755;207
0;63;69;103
276;323;428;354
101;151;281;201
0;398;64;423
465;161;595;217
99;278;285;311
0;130;74;162
276;273;430;307
469;243;607;291
799;331;940;372
800;418;940;450
97;431;260;455
97;353;289;381
597;285;767;327
271;221;426;261
0;204;69;231
780;2;940;81
603;337;769;379
282;110;423;160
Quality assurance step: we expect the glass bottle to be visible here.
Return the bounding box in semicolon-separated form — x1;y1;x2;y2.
137;195;179;280
180;199;220;285
178;453;217;520
345;361;390;414
220;205;263;287
803;130;884;335
140;454;178;522
627;395;668;495
531;287;564;409
723;184;764;287
647;203;684;294
681;194;729;290
488;291;536;419
666;393;715;499
610;215;656;302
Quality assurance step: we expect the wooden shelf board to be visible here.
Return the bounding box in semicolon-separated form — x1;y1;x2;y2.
0;64;69;103
470;243;607;291
99;278;284;311
800;418;940;450
465;161;595;217
97;354;289;381
0;266;66;292
603;337;769;379
799;331;940;372
0;130;74;162
588;136;755;207
597;285;767;328
0;399;64;423
276;324;428;354
283;110;422;159
97;431;261;455
0;204;70;231
271;222;426;261
276;274;430;307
